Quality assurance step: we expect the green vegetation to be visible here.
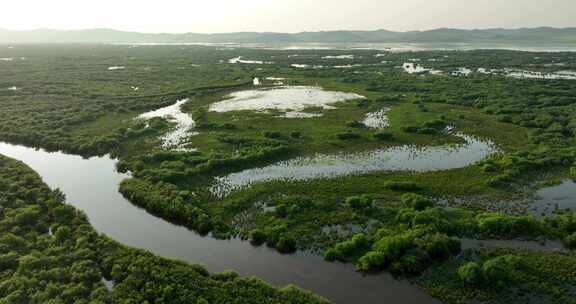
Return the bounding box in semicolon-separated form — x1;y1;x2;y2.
0;155;327;303
1;45;576;303
417;249;576;304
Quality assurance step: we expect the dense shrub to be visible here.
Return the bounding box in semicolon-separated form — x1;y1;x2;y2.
346;120;366;128
290;131;302;139
263;131;283;139
565;232;576;249
401;193;433;210
336;132;361;140
477;213;541;238
373;132;394;140
345;195;373;210
249;229;267;246
457;262;483;285
482;256;515;284
384;181;421;191
356;251;388;272
276;237;297;254
357;228;460;274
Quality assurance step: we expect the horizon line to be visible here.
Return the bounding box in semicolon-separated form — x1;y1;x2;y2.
1;26;576;35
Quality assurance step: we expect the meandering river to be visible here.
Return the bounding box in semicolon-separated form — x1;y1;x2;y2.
0;141;439;304
0;98;503;303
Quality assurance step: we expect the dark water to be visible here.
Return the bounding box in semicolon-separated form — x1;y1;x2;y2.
0;142;438;304
530;180;576;216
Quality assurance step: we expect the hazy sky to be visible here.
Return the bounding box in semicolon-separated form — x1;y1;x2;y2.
1;0;575;33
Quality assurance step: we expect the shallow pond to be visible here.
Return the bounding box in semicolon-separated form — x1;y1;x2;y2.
137;99;196;151
211;132;498;197
0;141;437;304
529;180;576;216
209;86;366;116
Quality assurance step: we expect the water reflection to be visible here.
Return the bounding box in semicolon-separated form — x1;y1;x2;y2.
0;142;437;304
137;99;197;151
212;133;498;197
209;86;366;116
530;180;576;216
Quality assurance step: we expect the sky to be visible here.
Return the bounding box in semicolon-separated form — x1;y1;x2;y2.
1;0;575;33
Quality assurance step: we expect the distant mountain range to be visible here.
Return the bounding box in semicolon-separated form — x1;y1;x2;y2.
1;27;575;44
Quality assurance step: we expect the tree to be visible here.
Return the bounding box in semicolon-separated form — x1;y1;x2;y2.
457;262;483;285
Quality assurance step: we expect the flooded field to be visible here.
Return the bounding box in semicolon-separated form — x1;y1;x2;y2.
137;99;197;151
209;86;366;116
211;133;498;197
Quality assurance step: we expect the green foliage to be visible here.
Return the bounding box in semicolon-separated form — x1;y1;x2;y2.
346;120;365;128
336;131;361;140
481;256;517;284
401;193;433;210
373;132;394;140
345;195;373;210
384;181;421;191
457;262;483;285
477;213;541;238
356;228;460;275
0;155;328;304
250;229;267;246
565;232;576;249
325;233;369;262
276;237;297;254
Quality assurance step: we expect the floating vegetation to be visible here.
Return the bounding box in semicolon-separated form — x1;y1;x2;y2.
211;132;498;197
137;99;197;151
